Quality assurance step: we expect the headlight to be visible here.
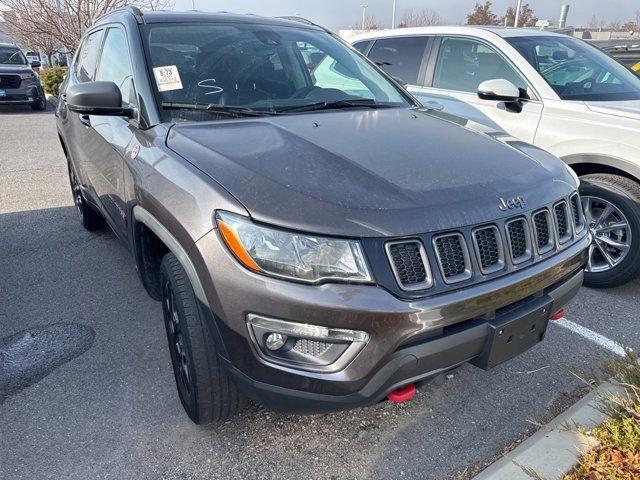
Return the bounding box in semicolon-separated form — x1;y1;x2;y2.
215;211;373;284
19;72;35;80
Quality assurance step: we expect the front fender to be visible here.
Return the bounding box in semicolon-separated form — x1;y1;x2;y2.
562;152;640;182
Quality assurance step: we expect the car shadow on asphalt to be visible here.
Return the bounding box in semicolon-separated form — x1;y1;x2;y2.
0;104;54;115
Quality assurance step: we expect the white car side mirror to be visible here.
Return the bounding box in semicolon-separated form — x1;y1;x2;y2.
477;79;522;112
477;79;520;102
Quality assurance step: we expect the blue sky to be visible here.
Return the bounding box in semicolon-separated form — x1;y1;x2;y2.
175;1;639;30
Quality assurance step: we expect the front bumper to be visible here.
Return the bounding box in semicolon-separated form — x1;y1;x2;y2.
190;231;589;413
0;84;44;105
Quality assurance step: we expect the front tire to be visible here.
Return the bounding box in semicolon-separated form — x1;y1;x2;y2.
30;97;47;111
580;174;640;288
160;253;246;424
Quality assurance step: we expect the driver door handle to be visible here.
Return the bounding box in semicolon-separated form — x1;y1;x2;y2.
79;114;91;127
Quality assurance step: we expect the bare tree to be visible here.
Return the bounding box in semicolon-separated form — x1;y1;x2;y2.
587;14;606;31
397;8;442;28
608;20;622;32
352;14;382;31
0;0;172;55
466;1;500;26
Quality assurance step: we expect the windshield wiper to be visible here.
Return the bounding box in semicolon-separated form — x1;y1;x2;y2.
161;101;275;117
277;99;382;113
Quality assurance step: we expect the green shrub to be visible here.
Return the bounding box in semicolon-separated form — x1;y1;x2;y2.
40;67;68;96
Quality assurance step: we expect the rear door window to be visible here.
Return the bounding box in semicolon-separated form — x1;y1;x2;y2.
367;36;429;85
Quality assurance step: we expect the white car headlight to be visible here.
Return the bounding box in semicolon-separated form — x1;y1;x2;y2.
215;211;373;284
19;72;35;80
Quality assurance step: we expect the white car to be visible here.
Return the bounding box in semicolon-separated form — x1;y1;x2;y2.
351;26;640;288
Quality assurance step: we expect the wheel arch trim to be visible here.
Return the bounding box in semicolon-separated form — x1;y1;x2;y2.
563;153;640;183
132;205;210;308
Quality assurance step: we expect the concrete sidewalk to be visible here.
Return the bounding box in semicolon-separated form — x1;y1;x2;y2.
473;382;621;480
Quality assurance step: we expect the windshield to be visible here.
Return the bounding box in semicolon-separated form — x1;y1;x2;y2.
142;22;411;121
507;35;640;101
0;46;28;65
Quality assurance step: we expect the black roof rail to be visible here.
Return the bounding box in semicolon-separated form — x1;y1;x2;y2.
95;5;144;25
278;16;329;32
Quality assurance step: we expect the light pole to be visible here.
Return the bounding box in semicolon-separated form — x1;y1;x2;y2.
514;0;522;27
191;0;196;10
392;0;397;29
361;4;368;30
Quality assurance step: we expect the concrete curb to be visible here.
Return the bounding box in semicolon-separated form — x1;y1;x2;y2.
472;382;622;480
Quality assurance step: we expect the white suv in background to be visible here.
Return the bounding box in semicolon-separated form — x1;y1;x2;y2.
351;26;640;288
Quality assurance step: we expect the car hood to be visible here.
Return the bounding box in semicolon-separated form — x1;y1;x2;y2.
167;108;575;237
585;99;640;121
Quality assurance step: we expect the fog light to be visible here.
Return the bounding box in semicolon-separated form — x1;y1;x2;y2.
265;332;286;351
246;314;369;373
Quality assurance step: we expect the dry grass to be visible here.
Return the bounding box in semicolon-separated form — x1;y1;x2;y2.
563;352;640;480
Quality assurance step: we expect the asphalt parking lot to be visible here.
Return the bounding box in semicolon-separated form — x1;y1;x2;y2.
1;105;639;480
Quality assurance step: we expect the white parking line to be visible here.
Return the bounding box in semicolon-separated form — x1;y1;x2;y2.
551;317;627;357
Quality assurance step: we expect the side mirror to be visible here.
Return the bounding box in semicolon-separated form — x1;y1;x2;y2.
477;78;523;112
30;60;41;68
67;81;134;117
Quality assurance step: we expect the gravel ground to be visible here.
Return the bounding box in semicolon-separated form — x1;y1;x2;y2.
1;104;639;480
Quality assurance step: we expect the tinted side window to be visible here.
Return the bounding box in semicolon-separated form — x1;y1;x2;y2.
353;41;372;54
77;30;104;82
367;37;429;84
96;28;134;105
433;37;527;93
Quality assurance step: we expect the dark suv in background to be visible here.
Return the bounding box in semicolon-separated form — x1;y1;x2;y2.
0;43;46;110
56;8;589;424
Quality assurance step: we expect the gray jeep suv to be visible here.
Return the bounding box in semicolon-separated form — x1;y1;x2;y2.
56;8;589;424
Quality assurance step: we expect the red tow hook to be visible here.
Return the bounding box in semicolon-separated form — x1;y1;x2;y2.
550;309;565;321
387;383;416;404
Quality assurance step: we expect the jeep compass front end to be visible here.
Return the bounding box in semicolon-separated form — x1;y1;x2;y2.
56;9;589;423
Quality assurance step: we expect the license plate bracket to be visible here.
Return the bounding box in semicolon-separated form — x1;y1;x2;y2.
471;297;552;370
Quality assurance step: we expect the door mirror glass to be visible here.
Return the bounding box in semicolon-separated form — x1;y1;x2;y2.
66;81;133;117
477;78;520;102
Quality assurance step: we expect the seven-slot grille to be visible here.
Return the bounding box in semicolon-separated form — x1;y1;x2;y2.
506;218;531;263
554;201;572;243
532;210;554;254
473;226;504;274
0;75;21;89
385;240;432;290
385;193;585;292
433;233;471;283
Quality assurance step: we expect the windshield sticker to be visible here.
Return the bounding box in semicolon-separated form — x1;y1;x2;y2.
153;65;183;92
